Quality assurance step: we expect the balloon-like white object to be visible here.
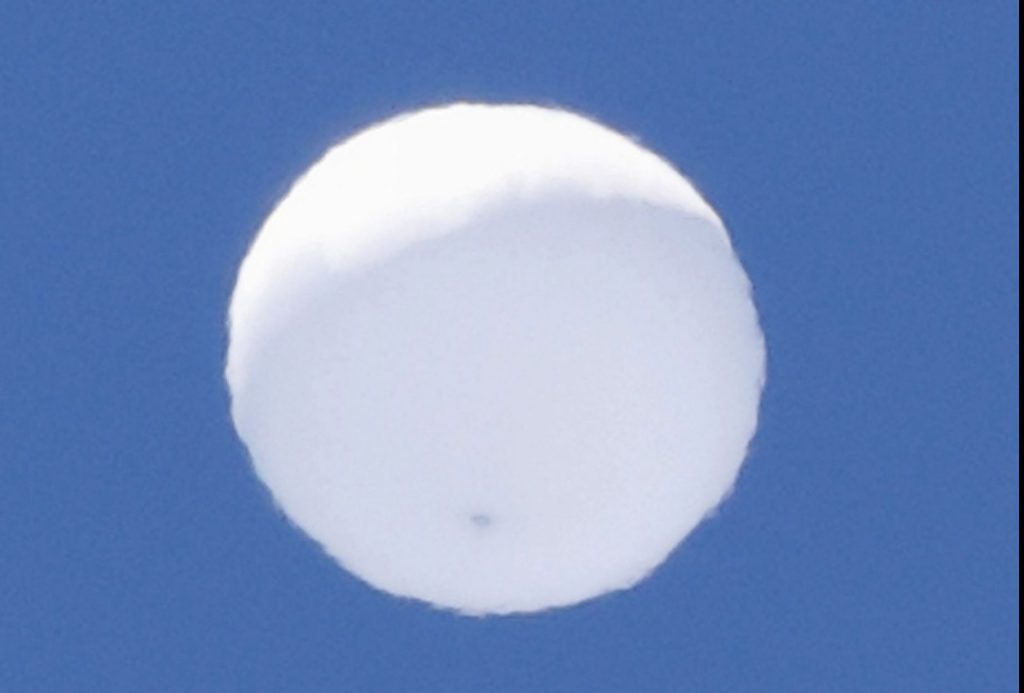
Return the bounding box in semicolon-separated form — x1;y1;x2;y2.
226;104;765;615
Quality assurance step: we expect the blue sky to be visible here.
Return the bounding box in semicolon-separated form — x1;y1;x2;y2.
1;2;1017;691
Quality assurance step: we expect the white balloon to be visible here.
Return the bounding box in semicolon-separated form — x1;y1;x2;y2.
226;104;765;615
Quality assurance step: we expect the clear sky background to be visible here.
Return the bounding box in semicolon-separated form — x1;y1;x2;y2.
1;2;1017;691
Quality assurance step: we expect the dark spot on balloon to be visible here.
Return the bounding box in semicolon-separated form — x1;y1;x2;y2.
470;513;493;528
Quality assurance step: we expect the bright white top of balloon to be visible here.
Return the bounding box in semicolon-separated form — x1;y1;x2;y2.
229;105;727;388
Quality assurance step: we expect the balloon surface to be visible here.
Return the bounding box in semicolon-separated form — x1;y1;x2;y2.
226;103;765;615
